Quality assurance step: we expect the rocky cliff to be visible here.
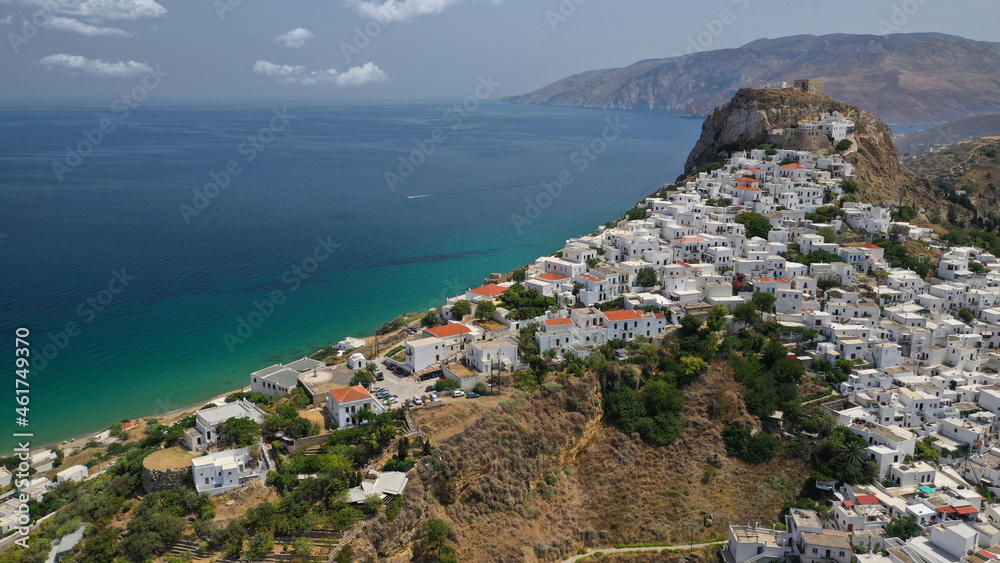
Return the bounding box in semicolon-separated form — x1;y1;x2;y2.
679;87;935;208
504;33;1000;125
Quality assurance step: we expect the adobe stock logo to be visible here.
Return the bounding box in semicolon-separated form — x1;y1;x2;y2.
223;236;340;353
511;116;628;235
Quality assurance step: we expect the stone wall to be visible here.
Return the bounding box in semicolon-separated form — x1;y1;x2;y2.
142;465;190;493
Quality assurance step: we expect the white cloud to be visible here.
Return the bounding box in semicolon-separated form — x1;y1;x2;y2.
253;60;389;87
46;16;132;36
0;15;13;24
346;0;496;23
274;27;313;48
24;0;166;20
39;53;152;76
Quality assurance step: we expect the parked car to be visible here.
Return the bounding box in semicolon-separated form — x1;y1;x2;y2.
425;385;436;392
421;394;431;402
429;392;438;402
404;399;413;407
467;392;480;399
452;390;465;397
376;372;384;381
412;396;423;406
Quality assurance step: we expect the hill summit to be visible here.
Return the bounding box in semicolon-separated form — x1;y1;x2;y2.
679;85;934;209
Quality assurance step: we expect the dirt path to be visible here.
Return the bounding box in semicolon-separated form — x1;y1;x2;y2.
562;541;723;562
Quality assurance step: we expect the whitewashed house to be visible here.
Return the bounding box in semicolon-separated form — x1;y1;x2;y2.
326;385;382;429
192;447;260;496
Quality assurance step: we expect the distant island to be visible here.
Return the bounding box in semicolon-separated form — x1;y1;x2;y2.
503;32;1000;126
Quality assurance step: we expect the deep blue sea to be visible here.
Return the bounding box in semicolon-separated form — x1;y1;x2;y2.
0;101;702;452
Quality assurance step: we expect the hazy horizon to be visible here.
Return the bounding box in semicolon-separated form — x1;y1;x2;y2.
1;0;999;104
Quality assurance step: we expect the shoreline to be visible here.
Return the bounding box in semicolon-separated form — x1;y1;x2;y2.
37;268;529;456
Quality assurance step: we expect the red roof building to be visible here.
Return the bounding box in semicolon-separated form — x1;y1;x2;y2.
538;272;568;281
855;494;880;506
468;284;507;298
543;318;574;327
426;323;472;338
604;310;642;322
780;163;805;169
330;385;373;404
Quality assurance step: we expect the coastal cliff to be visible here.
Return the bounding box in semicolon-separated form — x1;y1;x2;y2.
679;87;931;208
504;33;1000;125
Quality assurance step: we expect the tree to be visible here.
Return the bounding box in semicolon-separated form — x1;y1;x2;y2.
679;315;703;337
636;267;658;289
245;532;274;561
475;300;496;319
706;305;728;332
396;437;409;460
450;300;471;318
363;493;383;515
626;207;647;221
733;302;759;329
421;519;453;558
836;139;853;152
970;261;989;274
473;382;488;395
819;228;836;244
421;310;440;327
885;516;922;541
291;538;315;556
722;424;779;464
603;387;645;434
958;307;976;324
736;212;773;240
350;368;375;388
893;204;918;222
511;267;526;282
219;417;260;447
751;291;776;314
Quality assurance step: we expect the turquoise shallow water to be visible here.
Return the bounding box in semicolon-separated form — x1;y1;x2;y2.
0;102;703;452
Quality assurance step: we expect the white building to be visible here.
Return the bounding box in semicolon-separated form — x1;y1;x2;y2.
192;447;259;496
326;385;382;429
466;338;518;373
250;366;301;398
183;399;268;451
55;464;88;484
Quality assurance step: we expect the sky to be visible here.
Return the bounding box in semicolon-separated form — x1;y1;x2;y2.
0;0;999;103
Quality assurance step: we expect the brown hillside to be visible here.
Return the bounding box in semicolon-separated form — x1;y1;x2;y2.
904;138;1000;216
360;367;809;562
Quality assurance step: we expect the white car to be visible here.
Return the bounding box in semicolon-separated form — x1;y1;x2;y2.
412;396;423;406
452;390;465;397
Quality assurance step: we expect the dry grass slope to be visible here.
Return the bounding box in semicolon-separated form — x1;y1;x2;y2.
361;365;810;562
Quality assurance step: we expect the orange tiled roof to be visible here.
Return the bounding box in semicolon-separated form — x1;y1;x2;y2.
544;318;574;327
539;272;568;281
780;163;805;169
330;385;372;404
469;284;507;298
427;323;472;338
604;310;642;322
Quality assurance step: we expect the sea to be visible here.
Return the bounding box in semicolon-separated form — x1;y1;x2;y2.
0;101;704;452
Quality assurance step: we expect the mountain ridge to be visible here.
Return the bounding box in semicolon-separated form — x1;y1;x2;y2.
504;32;1000;125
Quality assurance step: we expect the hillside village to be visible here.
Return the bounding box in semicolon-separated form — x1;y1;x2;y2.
9;93;1000;563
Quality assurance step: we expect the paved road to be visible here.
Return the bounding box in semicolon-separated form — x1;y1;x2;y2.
561;541;723;563
371;357;440;405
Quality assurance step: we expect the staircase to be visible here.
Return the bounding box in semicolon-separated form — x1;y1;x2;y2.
404;408;421;440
